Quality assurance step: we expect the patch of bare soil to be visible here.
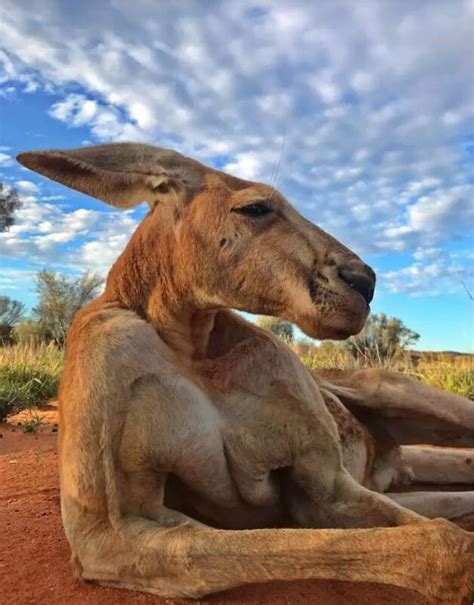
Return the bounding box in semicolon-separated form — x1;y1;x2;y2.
0;402;59;455
0;407;471;605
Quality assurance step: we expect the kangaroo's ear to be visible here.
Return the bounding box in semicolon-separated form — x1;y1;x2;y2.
16;143;206;209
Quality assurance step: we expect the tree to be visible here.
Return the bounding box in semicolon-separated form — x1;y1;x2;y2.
33;270;103;346
0;181;22;231
256;316;294;342
0;295;25;343
345;313;420;359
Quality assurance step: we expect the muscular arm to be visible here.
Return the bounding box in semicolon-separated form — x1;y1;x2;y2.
315;367;474;447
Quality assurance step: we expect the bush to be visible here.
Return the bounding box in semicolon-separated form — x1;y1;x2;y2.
0;343;63;421
346;313;419;361
256;316;294;342
0;324;13;345
14;320;51;345
0;295;25;345
0;180;22;231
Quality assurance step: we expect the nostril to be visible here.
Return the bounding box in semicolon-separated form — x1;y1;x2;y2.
338;265;375;304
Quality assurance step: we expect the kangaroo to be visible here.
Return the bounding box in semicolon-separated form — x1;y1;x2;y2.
17;143;474;602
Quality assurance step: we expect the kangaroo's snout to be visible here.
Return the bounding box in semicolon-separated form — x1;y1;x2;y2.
337;260;376;305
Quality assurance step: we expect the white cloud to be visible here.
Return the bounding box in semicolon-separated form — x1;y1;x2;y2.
405;177;442;195
0;48;39;93
309;77;341;105
256;93;292;118
351;71;374;94
334;167;363;181
224;151;276;181
49;94;144;141
381;250;472;296
78;214;138;274
49;95;98;126
15;180;39;194
413;247;442;261
0;189;141;274
408;186;472;232
0;268;36;292
0;152;12;166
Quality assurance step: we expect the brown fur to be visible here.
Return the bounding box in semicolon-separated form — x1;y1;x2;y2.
17;143;474;602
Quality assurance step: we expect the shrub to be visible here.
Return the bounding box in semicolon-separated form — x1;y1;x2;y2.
345;313;419;361
23;413;44;433
14;320;51;345
0;295;25;345
256;316;294;342
0;343;63;421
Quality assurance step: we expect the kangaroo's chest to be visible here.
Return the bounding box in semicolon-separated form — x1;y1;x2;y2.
117;338;370;528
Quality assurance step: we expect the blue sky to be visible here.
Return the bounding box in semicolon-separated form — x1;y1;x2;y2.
0;0;473;351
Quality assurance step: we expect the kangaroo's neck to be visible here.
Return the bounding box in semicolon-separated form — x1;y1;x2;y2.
103;214;216;360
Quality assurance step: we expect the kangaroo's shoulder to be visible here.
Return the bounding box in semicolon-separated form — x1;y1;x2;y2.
68;298;158;352
61;299;171;402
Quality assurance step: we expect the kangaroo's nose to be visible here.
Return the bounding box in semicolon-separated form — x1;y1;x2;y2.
338;260;376;304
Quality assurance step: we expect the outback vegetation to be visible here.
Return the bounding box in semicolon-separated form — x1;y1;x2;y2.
0;269;101;421
0;295;25;344
0;343;63;422
0;180;22;232
256;316;294;342
33;269;103;347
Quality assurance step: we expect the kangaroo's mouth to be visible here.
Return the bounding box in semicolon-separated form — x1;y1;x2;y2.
304;275;371;340
309;276;371;312
337;279;371;313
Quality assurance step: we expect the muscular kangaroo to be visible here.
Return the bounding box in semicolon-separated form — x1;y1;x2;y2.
17;143;474;602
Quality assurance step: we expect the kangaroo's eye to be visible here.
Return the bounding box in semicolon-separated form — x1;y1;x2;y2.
233;203;272;217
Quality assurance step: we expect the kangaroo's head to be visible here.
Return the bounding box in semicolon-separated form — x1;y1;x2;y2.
17;143;374;340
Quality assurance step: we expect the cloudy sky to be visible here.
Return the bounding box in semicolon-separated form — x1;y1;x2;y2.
0;0;473;350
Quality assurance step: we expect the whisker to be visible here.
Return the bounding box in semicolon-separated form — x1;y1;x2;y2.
270;127;287;189
274;175;290;192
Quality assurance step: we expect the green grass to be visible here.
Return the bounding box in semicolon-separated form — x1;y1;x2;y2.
23;412;44;433
0;344;64;422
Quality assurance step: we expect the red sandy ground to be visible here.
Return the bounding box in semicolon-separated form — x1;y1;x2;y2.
1;406;472;605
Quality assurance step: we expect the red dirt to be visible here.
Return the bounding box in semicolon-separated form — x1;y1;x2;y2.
0;413;472;605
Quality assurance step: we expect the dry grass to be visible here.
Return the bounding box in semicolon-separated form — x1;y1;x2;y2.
412;353;474;399
295;342;474;400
